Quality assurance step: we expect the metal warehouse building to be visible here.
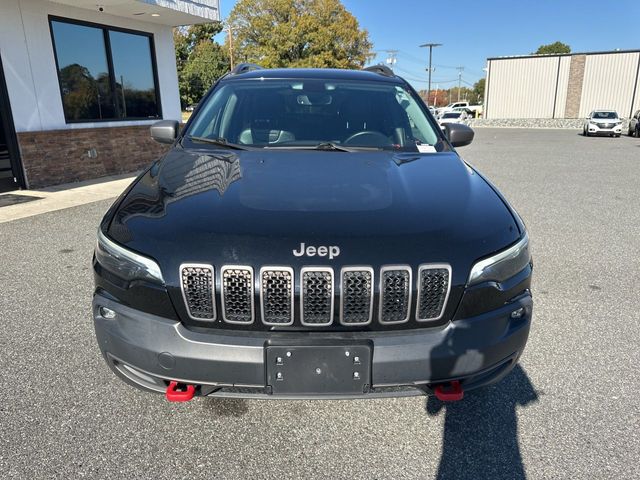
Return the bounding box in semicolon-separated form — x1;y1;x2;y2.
484;49;640;119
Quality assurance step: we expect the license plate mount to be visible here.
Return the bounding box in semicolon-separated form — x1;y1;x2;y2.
266;344;372;396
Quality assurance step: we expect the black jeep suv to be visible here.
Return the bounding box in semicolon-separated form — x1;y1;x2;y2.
93;65;532;401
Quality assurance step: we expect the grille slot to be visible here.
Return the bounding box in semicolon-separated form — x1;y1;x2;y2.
221;266;254;324
300;267;334;326
416;265;451;321
379;266;412;324
180;264;215;320
340;267;374;325
260;267;294;325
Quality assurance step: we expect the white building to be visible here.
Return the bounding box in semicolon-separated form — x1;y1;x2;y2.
484;49;640;120
0;0;219;191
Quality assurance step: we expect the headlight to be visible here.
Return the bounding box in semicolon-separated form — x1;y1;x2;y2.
95;229;164;284
468;234;530;286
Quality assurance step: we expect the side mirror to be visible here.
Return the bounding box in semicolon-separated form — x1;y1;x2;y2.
150;120;179;144
444;123;474;147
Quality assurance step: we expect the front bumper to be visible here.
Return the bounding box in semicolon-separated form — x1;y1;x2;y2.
587;124;622;135
93;293;532;399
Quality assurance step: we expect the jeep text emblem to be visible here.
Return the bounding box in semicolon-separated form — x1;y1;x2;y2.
293;242;340;260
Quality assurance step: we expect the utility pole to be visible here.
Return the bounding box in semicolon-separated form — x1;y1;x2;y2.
456;66;464;101
434;84;439;107
227;23;234;70
419;43;442;106
384;49;398;70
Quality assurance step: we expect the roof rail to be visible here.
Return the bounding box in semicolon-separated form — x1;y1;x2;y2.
230;63;264;75
363;64;395;77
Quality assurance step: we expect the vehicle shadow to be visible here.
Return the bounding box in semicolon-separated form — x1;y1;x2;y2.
425;364;538;480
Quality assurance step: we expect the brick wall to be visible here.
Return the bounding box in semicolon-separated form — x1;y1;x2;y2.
16;125;171;189
564;55;586;118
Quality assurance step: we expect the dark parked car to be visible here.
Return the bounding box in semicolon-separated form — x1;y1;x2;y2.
93;64;532;402
628;110;640;137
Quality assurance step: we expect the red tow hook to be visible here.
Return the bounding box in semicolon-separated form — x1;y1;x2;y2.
434;380;464;402
165;381;196;402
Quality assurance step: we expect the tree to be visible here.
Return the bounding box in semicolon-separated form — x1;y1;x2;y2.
227;0;373;69
174;22;229;107
473;78;485;103
534;41;571;55
180;41;230;106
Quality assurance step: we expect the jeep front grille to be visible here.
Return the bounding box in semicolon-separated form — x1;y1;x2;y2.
300;267;334;326
416;265;451;321
179;264;451;328
260;267;294;325
379;266;412;324
221;266;254;324
340;267;374;325
180;264;215;320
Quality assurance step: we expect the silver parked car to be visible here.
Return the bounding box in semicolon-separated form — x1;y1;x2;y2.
583;110;622;137
438;111;468;126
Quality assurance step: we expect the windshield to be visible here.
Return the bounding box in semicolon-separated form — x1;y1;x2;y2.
592;111;618;119
442;112;460;118
186;79;440;151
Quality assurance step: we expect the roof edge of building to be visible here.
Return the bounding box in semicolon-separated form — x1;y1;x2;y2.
487;49;640;62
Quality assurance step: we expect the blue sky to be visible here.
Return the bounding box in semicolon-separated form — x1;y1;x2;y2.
217;0;640;90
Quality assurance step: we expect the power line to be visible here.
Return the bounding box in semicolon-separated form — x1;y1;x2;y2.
394;66;458;84
397;50;428;64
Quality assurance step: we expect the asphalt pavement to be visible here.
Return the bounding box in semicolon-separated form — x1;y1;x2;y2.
0;128;638;479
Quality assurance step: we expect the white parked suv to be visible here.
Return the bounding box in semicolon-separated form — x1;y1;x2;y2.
583;110;622;137
436;101;482;118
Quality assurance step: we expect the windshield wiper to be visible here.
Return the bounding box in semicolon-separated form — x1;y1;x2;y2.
264;142;356;151
312;142;356;152
185;136;248;150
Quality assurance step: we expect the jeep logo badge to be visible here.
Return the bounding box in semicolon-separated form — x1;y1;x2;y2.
293;242;340;260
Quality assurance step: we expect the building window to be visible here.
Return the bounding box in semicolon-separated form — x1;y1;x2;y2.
49;17;161;123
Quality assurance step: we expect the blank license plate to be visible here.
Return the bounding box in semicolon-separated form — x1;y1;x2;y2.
266;344;372;396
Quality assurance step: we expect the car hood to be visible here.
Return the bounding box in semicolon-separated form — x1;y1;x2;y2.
107;147;520;286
